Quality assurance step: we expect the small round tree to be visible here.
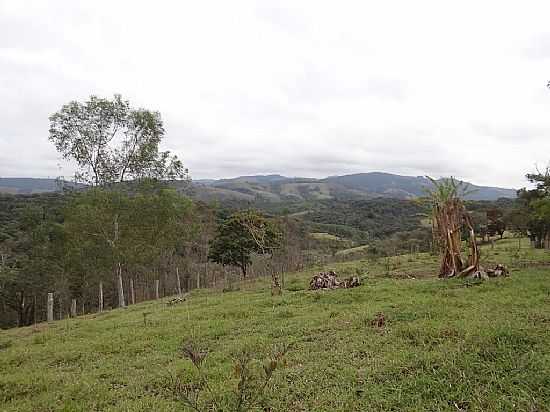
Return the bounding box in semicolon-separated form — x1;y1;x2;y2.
208;210;280;279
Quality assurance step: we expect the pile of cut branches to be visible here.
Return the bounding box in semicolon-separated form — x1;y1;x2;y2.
487;264;509;277
166;294;189;306
309;271;361;290
471;264;510;280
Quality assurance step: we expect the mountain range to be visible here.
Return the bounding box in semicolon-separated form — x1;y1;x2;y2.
0;173;516;201
190;172;516;202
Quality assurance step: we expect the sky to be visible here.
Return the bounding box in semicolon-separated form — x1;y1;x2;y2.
2;1;550;188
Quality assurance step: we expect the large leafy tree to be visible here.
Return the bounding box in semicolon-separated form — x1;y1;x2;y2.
49;94;191;307
517;168;550;248
49;94;187;186
208;210;281;278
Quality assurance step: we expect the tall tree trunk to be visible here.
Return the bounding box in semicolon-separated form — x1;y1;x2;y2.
154;279;160;300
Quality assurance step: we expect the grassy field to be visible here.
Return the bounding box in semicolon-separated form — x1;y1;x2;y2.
1;238;550;411
334;244;370;257
309;232;343;241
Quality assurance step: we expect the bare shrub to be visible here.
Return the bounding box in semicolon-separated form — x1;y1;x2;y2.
174;340;291;411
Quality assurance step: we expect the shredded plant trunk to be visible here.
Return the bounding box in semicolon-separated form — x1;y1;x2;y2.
432;197;480;278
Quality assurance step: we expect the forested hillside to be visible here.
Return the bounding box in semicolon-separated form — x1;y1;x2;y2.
0;186;519;329
304;198;428;239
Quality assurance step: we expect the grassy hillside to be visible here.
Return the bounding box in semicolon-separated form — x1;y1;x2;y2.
1;239;549;411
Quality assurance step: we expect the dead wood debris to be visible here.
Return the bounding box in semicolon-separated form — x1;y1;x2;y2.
309;271;361;290
166;294;190;306
486;264;509;277
467;264;509;280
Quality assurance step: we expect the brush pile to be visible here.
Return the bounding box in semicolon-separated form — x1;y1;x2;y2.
166;294;189;305
309;271;361;290
466;264;510;280
487;264;509;277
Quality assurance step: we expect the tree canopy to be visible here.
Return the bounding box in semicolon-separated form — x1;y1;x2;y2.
208;210;281;278
515;168;550;247
49;94;187;186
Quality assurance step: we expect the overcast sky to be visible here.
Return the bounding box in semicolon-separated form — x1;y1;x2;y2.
2;1;550;188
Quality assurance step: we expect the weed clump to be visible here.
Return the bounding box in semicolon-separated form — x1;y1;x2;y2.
174;340;291;411
370;313;386;329
0;340;12;351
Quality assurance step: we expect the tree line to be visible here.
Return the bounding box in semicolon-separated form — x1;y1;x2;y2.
0;95;310;328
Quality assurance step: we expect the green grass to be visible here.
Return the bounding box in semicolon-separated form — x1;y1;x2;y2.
310;232;343;241
335;244;370;256
1;239;550;411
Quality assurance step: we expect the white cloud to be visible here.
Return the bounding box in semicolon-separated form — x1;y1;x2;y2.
1;0;550;188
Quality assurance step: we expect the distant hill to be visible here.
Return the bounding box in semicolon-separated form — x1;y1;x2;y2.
189;172;516;203
0;178;85;194
0;178;61;194
322;173;516;201
2;173;516;201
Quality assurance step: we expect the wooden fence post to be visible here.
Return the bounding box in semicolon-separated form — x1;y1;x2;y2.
176;267;182;296
117;264;125;308
70;299;77;318
47;293;54;322
130;278;135;305
99;281;104;313
155;279;160;299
